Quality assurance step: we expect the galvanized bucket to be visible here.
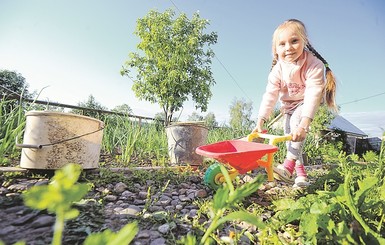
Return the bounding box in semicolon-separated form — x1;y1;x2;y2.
17;111;104;169
165;122;208;167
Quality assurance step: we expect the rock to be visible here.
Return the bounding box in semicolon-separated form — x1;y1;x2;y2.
0;225;17;236
188;209;198;218
0;187;9;195
150;237;166;245
157;223;170;234
12;210;41;225
114;182;128;194
195;189;208;198
6;205;28;215
117;205;141;217
178;195;191;202
136;230;151;239
104;195;118;202
158;195;171;205
138;191;148;199
175;204;183;210
30;215;55;228
34;179;50;186
133;199;146;205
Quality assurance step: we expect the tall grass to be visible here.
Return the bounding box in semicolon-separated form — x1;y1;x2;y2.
102;114;168;166
134;123;168;166
102;116;260;167
207;126;250;143
1;97;382;171
0;97;25;165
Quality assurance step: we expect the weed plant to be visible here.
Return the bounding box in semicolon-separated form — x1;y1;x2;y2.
266;141;385;244
179;165;268;244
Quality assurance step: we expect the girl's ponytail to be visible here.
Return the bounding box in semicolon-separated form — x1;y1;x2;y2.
270;54;278;71
306;44;338;112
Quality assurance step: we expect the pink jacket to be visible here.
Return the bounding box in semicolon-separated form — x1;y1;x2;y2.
258;50;325;120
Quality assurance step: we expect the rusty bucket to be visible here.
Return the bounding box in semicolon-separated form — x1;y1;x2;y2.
18;111;104;169
165;122;208;168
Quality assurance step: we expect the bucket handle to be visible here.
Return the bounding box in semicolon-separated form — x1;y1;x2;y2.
16;126;104;149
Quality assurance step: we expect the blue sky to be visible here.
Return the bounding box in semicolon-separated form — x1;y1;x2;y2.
1;0;384;137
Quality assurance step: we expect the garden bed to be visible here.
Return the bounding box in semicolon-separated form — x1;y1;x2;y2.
3;161;383;244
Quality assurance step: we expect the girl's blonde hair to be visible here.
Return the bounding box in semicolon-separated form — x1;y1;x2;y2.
271;19;338;112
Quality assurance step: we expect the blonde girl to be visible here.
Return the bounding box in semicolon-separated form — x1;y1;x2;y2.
253;19;337;187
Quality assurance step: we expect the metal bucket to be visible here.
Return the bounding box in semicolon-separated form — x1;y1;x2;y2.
165;122;208;167
18;111;104;169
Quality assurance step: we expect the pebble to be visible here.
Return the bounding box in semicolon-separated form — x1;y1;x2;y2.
113;182;128;193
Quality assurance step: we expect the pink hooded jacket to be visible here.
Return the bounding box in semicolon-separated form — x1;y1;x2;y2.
258;50;325;120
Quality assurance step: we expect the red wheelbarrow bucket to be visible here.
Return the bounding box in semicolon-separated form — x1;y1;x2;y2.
196;140;278;174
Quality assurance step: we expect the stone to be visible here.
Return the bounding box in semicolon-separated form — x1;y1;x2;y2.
150;237;166;245
138;191;148;199
30;215;55;228
118;205;141;217
104;195;118;202
195;189;208;198
114;182;128;194
157;223;170;234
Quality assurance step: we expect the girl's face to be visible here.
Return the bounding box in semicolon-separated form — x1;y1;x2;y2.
275;28;305;63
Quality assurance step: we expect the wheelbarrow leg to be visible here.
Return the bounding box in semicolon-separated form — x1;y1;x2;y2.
266;153;274;182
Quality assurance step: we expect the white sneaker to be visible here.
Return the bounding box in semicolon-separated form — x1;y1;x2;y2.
273;164;294;183
293;176;310;188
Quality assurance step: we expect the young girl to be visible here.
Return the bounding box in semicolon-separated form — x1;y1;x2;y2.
253;19;337;187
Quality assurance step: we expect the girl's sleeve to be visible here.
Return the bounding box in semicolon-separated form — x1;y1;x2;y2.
258;69;281;120
302;62;325;119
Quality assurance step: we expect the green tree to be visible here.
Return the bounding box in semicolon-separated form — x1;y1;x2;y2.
0;70;32;99
204;112;218;129
304;105;339;163
121;9;218;126
310;104;336;133
153;111;177;130
0;70;36;113
112;104;133;115
71;95;108;120
187;111;204;122
186;111;218;129
229;98;253;131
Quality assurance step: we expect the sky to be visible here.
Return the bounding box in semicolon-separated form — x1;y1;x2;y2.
0;0;384;138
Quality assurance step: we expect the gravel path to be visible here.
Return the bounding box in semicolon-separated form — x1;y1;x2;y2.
0;167;299;245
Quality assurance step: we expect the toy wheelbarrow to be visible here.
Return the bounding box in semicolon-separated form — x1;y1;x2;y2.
195;132;292;189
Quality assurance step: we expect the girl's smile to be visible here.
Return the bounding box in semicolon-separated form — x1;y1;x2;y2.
276;29;305;63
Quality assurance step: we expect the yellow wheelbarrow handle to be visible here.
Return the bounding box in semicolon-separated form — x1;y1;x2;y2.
247;132;292;146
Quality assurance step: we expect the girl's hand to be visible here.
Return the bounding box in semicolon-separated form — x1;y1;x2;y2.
292;126;307;142
252;118;265;133
292;117;311;142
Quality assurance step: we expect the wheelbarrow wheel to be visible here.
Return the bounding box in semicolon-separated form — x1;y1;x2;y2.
204;163;223;189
